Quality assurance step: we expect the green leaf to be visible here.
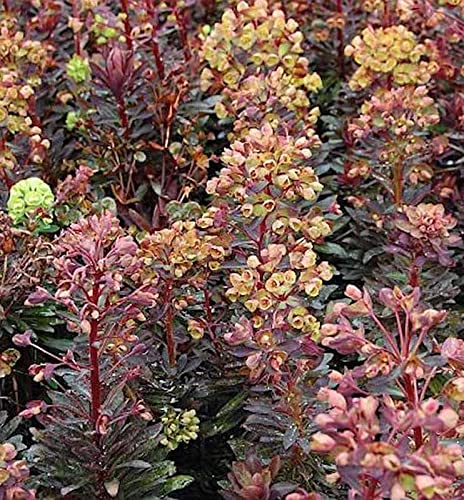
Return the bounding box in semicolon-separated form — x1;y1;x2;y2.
115;460;153;470
314;242;349;258
215;391;247;419
283;424;299;450
362;247;384;264
385;271;408;285
61;480;88;496
154;475;194;497
0;414;20;441
41;336;74;352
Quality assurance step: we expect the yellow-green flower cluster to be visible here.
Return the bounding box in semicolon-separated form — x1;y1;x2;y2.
207;122;322;206
201;1;310;89
0;19;50;166
361;0;386;12
7;177;55;228
225;244;332;310
66;54;91;84
345;25;438;89
200;0;322;134
138;220;228;279
159;408;200;450
89;12;124;46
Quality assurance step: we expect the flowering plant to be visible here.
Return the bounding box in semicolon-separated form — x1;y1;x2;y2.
313;285;464;498
7;177;54;231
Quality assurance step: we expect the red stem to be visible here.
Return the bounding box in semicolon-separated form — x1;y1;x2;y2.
404;374;423;449
120;0;133;51
89;278;103;434
383;0;390;27
2;0;9;11
336;0;345;77
408;261;420;287
145;0;165;79
164;281;176;367
363;477;378;499
393;160;403;207
89;318;102;428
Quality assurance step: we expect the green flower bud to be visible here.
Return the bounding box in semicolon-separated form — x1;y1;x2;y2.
7;177;55;227
65;111;79;131
66;54;91;84
159;408;200;450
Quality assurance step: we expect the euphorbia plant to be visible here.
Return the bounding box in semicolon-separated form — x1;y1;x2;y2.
199;0;340;471
312;284;464;499
221;450;321;500
57;0;211;228
7;177;55;232
24;211;158;430
137;218;229;367
203;121;337;464
344;85;444;206
17;212;191;497
387;202;462;285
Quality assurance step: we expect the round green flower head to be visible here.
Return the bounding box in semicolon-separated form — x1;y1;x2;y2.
66;54;91;84
7;177;55;227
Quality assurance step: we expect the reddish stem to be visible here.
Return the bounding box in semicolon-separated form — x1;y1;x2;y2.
117;99;130;138
89;282;102;431
363;477;378;499
72;0;82;56
383;0;391;27
145;0;165;79
89;319;102;428
120;0;133;51
164;281;176;367
408;261;420;287
404;374;423;449
336;0;345;77
393;160;403;207
2;0;9;11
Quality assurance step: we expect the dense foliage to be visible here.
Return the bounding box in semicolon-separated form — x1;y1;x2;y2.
0;0;463;499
